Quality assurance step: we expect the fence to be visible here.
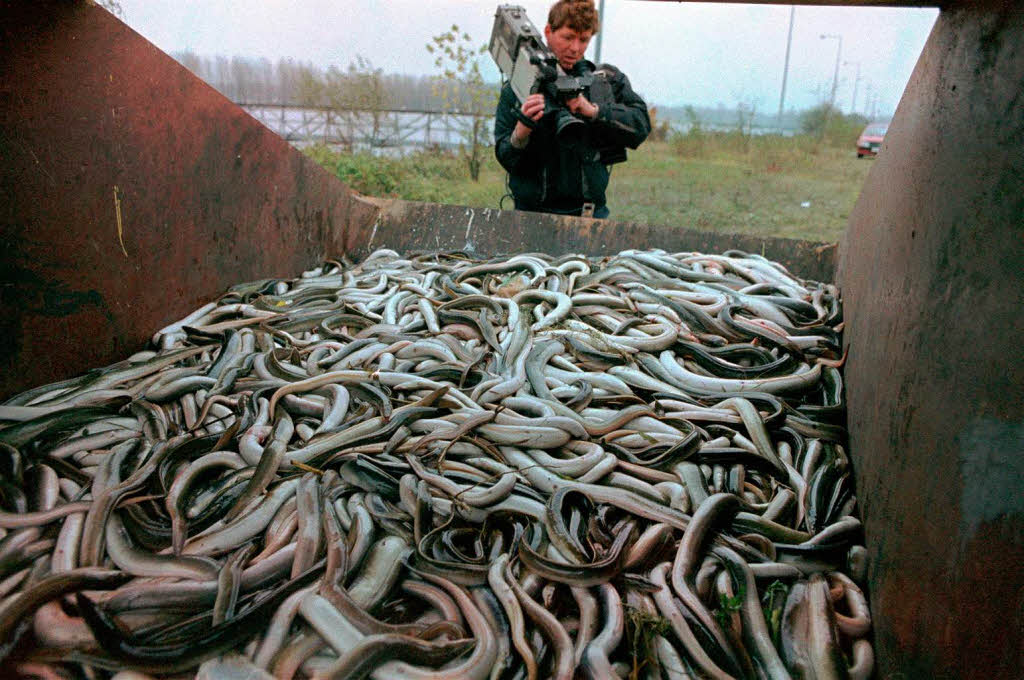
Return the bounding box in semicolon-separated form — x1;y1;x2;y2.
239;103;494;153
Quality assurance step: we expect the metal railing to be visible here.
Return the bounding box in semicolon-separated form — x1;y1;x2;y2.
238;102;494;151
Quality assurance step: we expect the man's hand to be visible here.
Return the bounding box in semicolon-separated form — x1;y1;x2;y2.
565;94;599;120
512;94;546;143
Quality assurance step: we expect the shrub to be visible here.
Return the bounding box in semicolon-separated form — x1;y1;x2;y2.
800;103;869;148
647;106;673;143
303;145;468;201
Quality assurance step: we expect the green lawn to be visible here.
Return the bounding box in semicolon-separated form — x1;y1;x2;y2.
306;134;873;244
607;140;872;242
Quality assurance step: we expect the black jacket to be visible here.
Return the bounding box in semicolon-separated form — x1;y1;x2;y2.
493;59;650;213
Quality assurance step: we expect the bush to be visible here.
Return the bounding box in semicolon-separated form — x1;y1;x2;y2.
669;105;706;158
670;130;706;159
303;145;469;202
800;103;868;148
669;107;865;170
647;106;673;143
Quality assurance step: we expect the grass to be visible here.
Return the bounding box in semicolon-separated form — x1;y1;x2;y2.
610;134;871;242
305;130;873;244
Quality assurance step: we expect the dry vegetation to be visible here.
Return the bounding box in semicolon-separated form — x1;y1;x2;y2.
306;127;875;244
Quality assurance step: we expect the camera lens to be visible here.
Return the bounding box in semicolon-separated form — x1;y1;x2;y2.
554;110;586;148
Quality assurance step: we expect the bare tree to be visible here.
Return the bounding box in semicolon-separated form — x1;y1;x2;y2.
171;51;490;113
427;26;497;180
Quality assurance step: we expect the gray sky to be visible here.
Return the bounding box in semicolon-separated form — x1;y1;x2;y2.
117;1;938;117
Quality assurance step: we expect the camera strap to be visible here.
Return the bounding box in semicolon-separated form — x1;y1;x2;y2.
515;108;540;130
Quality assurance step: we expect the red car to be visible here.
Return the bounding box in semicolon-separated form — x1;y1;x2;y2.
856;122;888;158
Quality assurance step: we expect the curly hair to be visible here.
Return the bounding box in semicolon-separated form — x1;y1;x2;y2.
547;0;600;34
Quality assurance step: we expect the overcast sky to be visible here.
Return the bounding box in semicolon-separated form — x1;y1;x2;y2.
116;1;938;117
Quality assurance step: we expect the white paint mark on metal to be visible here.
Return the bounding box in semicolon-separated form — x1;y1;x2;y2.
368;215;380;249
465;208;475;241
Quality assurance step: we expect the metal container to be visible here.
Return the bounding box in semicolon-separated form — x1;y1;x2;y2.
1;1;1021;677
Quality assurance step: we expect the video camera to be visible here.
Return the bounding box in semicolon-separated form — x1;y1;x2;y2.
488;4;624;162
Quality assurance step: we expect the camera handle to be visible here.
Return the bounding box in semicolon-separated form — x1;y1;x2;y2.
514;72;554;130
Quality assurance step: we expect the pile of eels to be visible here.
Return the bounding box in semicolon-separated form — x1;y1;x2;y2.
0;248;871;679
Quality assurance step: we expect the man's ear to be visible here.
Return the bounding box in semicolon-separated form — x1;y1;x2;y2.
543;24;552;42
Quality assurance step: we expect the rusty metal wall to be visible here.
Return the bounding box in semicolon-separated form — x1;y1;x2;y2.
837;4;1023;678
3;0;1022;675
0;0;377;399
350;198;836;283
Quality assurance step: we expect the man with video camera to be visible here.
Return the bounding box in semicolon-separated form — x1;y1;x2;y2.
493;0;650;219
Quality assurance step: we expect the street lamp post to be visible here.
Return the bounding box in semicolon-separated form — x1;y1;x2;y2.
820;33;843;108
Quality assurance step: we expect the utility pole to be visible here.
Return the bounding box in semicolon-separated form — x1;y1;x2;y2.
820;34;843;109
776;6;795;133
594;0;607;64
845;61;861;114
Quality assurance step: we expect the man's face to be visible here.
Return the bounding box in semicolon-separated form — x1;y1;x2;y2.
544;24;593;70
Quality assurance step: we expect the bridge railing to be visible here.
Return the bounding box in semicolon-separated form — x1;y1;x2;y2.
238;102;495;152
